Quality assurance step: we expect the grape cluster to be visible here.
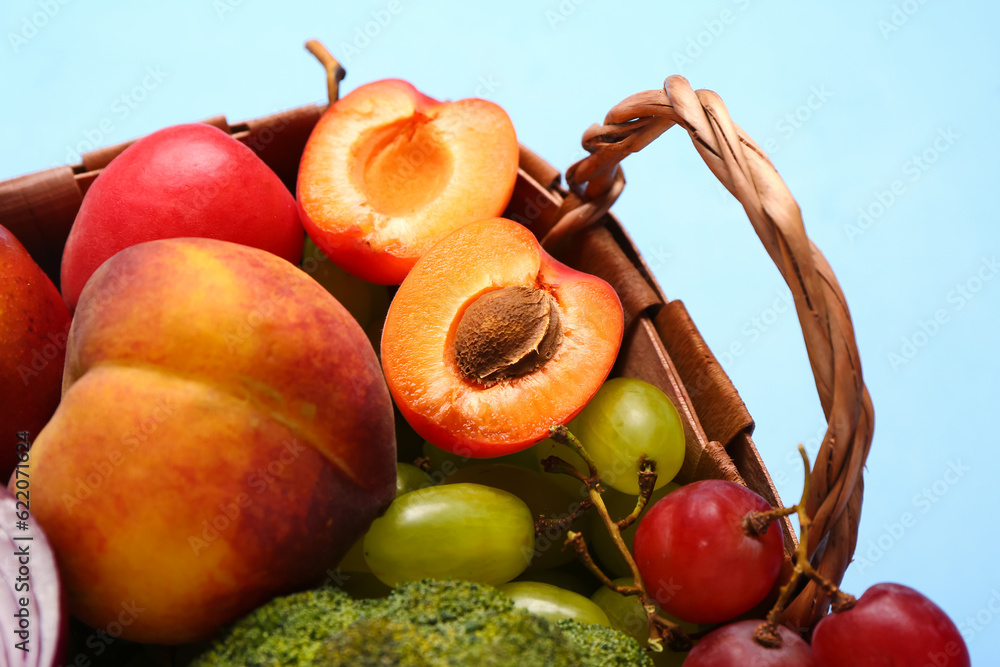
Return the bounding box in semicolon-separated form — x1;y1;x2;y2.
339;376;970;665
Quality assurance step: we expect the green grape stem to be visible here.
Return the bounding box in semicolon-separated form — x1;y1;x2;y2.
743;505;796;537
754;444;858;647
534;497;593;534
565;530;637;594
549;425;693;653
539;454;592;486
616;458;656;532
549;424;601;477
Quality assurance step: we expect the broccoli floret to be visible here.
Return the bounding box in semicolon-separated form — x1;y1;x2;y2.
192;579;652;667
190;587;369;667
313;605;582;666
558;618;654;667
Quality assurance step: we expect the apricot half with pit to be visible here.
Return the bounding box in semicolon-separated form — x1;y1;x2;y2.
297;79;519;285
381;218;624;457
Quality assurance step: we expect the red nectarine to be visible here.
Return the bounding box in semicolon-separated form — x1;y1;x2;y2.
61;123;304;312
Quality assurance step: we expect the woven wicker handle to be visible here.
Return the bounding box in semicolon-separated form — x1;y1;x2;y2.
548;76;875;630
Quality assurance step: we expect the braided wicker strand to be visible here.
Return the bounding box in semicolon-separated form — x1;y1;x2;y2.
547;75;874;631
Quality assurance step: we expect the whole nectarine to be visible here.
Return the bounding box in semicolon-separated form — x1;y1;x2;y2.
0;224;71;480
19;237;395;644
61;123;304;312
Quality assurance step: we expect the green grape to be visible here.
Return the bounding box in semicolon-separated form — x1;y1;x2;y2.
420;440;538;484
337;537;370;573
396;461;433;496
423;438;593;500
363;483;535;586
338;462;436;573
590;483;680;578
394;405;425;464
590;576;697;666
420;440;465;479
443;463;588;571
335;571;393;600
572;377;685;494
423;436;595;503
512;569;595;599
498;581;610;627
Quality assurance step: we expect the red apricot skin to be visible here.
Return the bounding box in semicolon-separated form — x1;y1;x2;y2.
811;583;970;667
19;237;395;644
381;218;623;457
297;79;519;285
60;123;303;312
0;224;71;479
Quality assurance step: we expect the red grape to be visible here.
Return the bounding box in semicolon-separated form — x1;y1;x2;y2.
632;480;783;624
811;582;970;666
685;620;815;666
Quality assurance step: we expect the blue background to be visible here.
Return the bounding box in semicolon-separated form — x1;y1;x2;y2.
2;0;997;662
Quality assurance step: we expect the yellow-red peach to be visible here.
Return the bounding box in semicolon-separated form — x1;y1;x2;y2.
18;237;395;644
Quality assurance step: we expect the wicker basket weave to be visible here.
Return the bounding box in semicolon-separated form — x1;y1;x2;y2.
0;74;873;635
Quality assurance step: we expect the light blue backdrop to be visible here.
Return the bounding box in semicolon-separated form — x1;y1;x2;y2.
2;0;997;662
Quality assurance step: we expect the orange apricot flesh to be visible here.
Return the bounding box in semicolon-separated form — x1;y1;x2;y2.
381;218;624;457
298;79;519;285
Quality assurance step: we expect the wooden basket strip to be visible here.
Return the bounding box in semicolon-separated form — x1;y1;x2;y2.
653;300;754;451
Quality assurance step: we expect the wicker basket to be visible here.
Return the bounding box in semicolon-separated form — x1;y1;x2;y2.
0;72;872;638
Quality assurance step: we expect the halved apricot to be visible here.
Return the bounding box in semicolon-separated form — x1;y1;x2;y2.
381;218;624;457
297;79;519;284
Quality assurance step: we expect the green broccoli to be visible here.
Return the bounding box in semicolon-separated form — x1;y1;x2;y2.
191;579;652;667
556;619;658;667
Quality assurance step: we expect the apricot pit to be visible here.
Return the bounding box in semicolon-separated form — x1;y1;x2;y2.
454;285;564;384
